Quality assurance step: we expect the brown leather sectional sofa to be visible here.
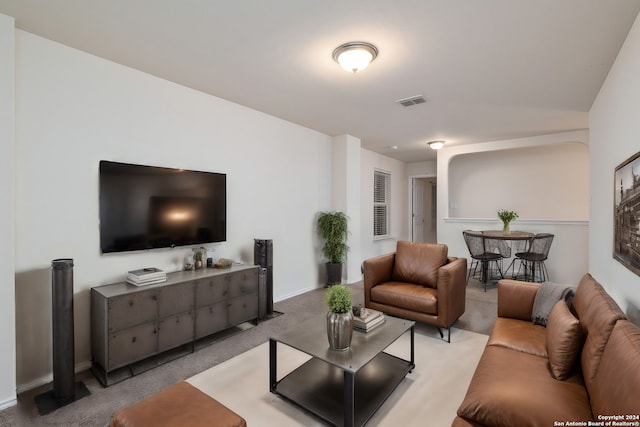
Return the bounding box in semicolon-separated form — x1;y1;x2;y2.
453;273;640;426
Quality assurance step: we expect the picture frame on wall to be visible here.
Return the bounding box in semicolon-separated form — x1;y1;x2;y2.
614;150;640;276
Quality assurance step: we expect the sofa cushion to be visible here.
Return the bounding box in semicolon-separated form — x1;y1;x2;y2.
546;301;584;380
488;317;547;357
392;241;447;288
572;274;626;387
589;320;640;417
370;282;437;315
457;346;592;427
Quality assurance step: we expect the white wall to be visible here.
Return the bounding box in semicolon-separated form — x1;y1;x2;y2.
13;30;333;390
360;148;408;261
590;13;640;321
331;135;362;284
437;131;590;283
449;143;589;219
0;13;17;409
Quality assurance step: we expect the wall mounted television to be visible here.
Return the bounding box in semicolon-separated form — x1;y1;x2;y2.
99;161;226;253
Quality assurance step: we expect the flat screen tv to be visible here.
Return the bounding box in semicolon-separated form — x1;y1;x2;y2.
99;161;226;253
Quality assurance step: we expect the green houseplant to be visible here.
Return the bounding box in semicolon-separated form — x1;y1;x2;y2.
325;284;353;350
192;247;206;270
317;211;349;286
497;209;519;233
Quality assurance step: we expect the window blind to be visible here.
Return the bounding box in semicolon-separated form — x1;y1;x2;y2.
374;170;390;237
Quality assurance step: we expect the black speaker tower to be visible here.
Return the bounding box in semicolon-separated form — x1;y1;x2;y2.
35;259;90;415
254;239;282;320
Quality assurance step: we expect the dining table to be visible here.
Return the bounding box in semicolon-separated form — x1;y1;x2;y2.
481;230;535;281
481;230;534;240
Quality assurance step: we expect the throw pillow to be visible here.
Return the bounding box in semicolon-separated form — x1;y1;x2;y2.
546;300;584;380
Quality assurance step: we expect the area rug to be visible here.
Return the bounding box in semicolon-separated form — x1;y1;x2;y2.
187;324;488;427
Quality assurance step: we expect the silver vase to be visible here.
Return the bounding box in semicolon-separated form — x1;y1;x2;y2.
326;311;353;351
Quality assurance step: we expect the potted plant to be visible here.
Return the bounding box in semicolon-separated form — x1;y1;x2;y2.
317;211;349;286
497;209;519;233
193;247;206;270
325;284;353;351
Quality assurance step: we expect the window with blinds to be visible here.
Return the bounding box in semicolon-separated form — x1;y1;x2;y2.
374;170;390;237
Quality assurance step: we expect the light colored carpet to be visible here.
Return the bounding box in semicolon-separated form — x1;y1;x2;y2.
187;322;488;427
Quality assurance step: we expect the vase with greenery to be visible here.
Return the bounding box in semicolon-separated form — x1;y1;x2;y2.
317;211;349;286
193;247;206;270
325;284;353;351
497;209;519;233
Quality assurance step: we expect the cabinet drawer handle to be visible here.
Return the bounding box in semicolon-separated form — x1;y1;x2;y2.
132;336;136;343
129;300;134;307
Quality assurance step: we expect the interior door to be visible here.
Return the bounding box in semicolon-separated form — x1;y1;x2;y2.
412;179;425;242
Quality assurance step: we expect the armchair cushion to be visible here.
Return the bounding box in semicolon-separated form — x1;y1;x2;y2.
370;282;438;315
392;241;447;288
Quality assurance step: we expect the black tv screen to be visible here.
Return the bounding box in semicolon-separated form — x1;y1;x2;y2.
99;161;226;253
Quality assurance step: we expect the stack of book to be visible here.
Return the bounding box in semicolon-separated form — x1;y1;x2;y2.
126;267;167;286
353;308;385;332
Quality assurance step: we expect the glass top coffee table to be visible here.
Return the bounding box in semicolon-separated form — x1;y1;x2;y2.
269;314;415;427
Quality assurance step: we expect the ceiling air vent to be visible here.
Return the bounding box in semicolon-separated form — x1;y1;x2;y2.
396;95;428;107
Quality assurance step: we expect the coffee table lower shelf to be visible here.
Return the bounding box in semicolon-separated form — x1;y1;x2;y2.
270;350;413;427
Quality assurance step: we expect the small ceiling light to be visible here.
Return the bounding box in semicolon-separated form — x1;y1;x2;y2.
332;42;378;73
428;140;445;150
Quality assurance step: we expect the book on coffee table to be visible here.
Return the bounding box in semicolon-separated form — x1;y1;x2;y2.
353;308;385;332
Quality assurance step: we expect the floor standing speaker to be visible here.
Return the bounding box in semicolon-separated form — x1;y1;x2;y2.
35;259;90;415
254;239;273;317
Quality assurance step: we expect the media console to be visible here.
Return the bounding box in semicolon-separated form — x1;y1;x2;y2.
90;265;260;386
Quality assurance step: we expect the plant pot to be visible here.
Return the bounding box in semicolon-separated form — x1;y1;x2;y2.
326;262;343;286
326;311;353;351
195;259;204;270
502;222;510;233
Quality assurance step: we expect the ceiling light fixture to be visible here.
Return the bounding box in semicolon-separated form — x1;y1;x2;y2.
428;140;445;150
332;42;378;73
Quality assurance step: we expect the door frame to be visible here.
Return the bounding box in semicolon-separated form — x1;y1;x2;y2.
408;174;437;243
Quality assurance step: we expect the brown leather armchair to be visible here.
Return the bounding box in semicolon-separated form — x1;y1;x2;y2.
363;241;467;342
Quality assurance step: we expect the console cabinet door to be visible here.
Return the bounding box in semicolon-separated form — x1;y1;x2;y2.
108;322;157;370
228;269;259;298
228;294;258;326
195;302;227;339
158;311;195;352
195;276;228;307
158;281;194;317
108;290;157;332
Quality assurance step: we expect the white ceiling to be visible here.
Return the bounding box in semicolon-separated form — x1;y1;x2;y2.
1;0;639;162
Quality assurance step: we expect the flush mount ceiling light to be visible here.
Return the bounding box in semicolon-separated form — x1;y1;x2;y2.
332;41;378;73
428;140;445;150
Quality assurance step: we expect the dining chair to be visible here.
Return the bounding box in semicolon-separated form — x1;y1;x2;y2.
512;233;554;282
462;230;504;291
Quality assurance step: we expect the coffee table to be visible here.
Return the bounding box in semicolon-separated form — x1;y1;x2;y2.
269;314;415;427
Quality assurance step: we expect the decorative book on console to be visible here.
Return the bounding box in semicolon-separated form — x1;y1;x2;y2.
127;267;167;286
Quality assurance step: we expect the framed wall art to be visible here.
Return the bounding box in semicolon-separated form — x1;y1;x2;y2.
614;150;640;276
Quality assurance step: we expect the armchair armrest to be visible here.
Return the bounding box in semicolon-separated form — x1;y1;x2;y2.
436;257;467;327
363;252;395;306
497;279;540;321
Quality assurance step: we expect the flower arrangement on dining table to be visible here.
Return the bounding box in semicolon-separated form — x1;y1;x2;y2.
497;209;519;233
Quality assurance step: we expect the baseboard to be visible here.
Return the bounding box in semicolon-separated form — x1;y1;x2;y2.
0;396;17;410
275;285;321;302
16;360;92;394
